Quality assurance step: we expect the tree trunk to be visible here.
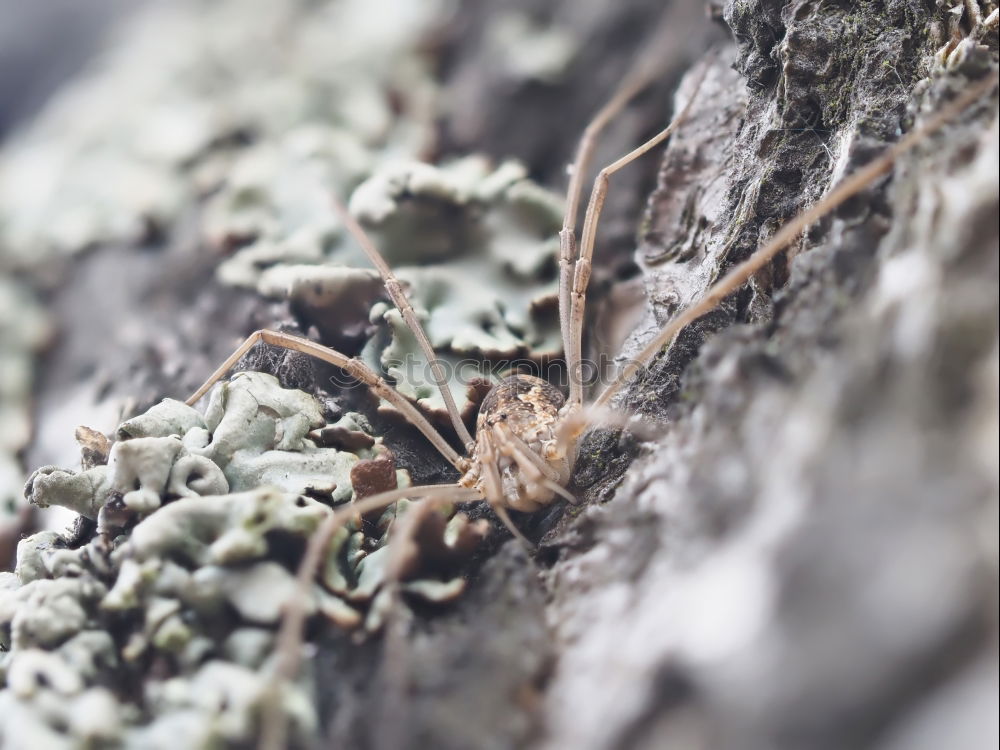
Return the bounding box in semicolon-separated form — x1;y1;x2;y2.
1;2;996;749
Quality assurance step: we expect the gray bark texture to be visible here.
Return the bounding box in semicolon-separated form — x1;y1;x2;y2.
1;1;997;749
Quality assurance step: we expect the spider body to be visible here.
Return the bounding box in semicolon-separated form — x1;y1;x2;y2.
460;374;574;513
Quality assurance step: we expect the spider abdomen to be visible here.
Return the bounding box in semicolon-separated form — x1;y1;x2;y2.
460;374;573;513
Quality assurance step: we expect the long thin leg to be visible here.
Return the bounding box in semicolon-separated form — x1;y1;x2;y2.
329;196;475;451
558;76;649;358
186;329;466;470
491;423;577;504
474;432;533;547
553;402;656;450
260;482;479;750
566;63;709;406
491;423;560;482
558;7;697;377
594;71;999;409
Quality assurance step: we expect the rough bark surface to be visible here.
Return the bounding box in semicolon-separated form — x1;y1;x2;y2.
2;1;997;749
542;7;1000;750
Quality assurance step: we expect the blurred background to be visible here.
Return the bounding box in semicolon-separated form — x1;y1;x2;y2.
0;0;135;139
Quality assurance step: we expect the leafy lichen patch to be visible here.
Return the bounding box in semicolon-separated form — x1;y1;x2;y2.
4;372;487;746
215;155;565;421
349;158;564;417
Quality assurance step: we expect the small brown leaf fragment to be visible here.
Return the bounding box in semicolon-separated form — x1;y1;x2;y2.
75;425;112;469
311;425;376;451
350;453;398;500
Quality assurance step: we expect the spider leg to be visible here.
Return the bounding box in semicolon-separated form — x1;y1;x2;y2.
261;481;478;750
565;62;710;406
491;423;560;481
594;71;999;409
329;196;476;451
558;69;653;358
475;431;534;547
554;403;656;450
558;4;706;385
491;423;577;505
186;329;466;470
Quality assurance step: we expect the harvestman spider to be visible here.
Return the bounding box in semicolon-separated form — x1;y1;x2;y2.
182;45;995;746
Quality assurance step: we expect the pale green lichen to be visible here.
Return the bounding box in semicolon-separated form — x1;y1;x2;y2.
349;158;563;361
203;124;375;269
120;489;328;567
3;372;486;747
22;467;110;520
116;398;208;441
214;156;564;420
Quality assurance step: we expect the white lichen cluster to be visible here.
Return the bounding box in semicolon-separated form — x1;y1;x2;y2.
1;373;480;747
